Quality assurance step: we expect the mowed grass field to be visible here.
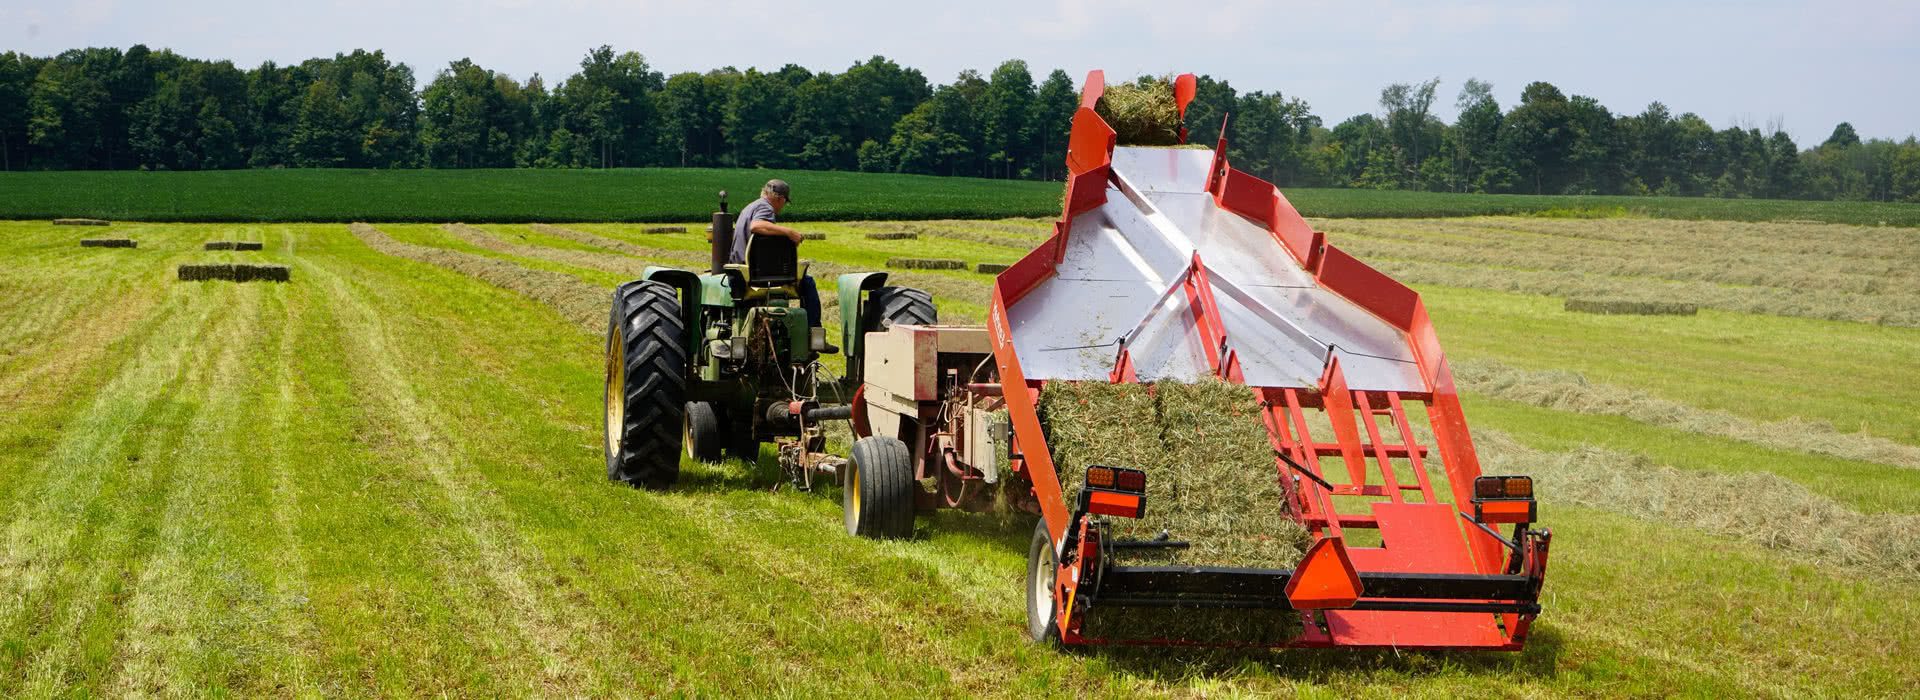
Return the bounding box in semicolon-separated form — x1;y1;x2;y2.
3;216;1918;696
6;167;1920;225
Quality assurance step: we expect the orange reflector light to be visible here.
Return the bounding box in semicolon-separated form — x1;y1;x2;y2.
1086;466;1116;489
1087;490;1143;518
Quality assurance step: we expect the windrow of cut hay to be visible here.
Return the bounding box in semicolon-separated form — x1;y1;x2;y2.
442;223;654;277
350;223;606;334
1564;298;1698;316
1039;379;1309;643
79;238;135;248
177;263;290;282
1094;78;1181;146
848;220;1043;249
204;241;264;251
1471;430;1920;582
1452;359;1920;470
886;258;966;271
863;232;917;240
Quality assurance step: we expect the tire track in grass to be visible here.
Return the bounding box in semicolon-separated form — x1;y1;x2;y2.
307;233;605;694
0;283;234;695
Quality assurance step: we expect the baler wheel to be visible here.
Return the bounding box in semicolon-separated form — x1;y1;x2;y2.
684;401;723;463
863;286;937;332
844;436;915;539
605;280;687;489
1026;520;1063;645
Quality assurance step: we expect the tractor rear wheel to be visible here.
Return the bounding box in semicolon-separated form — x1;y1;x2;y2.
843;436;914;539
863;286;937;333
605;280;686;489
1027;520;1063;645
684;401;723;463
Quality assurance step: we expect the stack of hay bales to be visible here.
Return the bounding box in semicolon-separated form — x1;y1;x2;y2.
642;226;687;234
53;218;110;226
1564;298;1698;316
886;258;966;271
177;263;291;282
204;241;265;251
975;263;1010;274
1037;378;1309;643
79;238;137;248
1094;78;1182;146
864;232;917;240
800;232;827;241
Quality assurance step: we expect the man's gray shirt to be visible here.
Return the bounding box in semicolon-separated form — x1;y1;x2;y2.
729;197;776;264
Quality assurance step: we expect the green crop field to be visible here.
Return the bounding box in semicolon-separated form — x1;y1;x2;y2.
3;214;1917;696
5;168;1920;226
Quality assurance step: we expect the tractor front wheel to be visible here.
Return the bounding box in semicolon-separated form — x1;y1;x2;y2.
843;436;914;539
684;401;723;463
605;280;687;489
1027;519;1062;645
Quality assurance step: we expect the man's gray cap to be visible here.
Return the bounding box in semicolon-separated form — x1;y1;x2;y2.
765;179;792;202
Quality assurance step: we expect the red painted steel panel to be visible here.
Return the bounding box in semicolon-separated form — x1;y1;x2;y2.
1066;107;1116;176
1316;244;1420;331
1078;69;1105;111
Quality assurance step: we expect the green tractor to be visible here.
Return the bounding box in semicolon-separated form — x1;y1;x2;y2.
603;192;936;489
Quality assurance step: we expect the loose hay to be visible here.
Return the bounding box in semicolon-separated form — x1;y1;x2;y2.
204;241;264;251
53;218;109;226
1039;379;1309;642
356;223;607;334
1095;78;1182;146
642;226;687;234
975;263;1009;274
864;232;918;240
177;263;290;282
887;258;966;271
1564;298;1698;316
79;238;136;248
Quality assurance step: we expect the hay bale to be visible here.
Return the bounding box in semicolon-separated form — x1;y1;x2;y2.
642;226;687;234
1564;298;1698;316
235;241;263;251
887;258;966;271
864;232;918;240
203;241;264;251
975;263;1010;274
801;232;827;241
1095;78;1181;146
79;238;136;248
205;241;234;250
176;263;289;283
1038;379;1309;642
53;218;109;226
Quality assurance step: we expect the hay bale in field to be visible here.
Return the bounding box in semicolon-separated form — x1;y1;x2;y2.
53;218;110;226
177;263;290;283
1095;78;1181;146
79;238;136;248
642;226;687;234
1038;378;1309;641
975;263;1009;274
203;241;264;251
887;257;966;271
1564;298;1698;316
801;232;827;241
864;232;918;240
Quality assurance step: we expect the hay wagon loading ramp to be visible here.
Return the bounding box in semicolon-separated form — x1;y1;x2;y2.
987;71;1551;649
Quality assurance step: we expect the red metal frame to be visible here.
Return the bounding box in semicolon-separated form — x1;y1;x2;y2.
990;71;1548;650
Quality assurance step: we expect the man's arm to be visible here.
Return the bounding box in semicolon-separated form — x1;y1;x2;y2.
748;218;803;243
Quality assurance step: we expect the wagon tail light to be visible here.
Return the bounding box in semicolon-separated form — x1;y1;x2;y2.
1472;475;1536;524
1079;465;1147;519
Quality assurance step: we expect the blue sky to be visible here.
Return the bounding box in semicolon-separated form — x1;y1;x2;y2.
3;0;1914;145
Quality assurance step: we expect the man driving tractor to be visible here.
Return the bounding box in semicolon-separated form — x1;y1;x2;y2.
730;178;834;353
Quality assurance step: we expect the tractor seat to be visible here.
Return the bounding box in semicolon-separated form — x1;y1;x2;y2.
727;234;808;300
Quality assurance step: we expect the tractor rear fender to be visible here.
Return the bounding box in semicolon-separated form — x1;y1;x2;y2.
836;272;890;371
643;266;702;358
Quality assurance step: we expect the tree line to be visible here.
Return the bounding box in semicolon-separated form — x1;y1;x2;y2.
3;45;1917;202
